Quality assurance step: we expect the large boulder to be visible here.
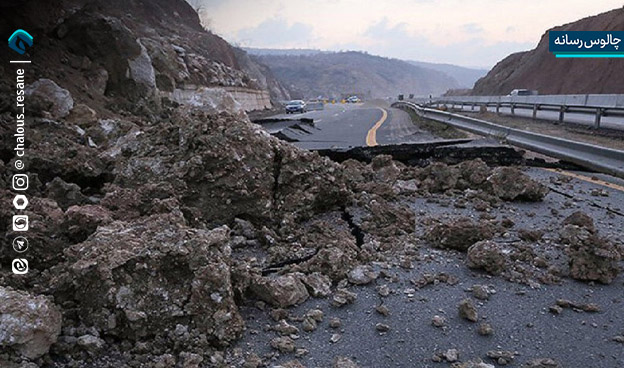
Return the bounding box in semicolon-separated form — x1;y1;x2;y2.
0;287;62;359
467;240;506;275
251;274;309;308
426;217;496;251
486;167;548;201
55;212;244;345
25;79;74;119
560;224;620;284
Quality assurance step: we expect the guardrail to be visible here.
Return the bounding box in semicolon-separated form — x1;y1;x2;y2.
410;94;624;128
393;101;624;179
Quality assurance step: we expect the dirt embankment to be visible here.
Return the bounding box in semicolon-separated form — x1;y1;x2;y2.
472;8;624;95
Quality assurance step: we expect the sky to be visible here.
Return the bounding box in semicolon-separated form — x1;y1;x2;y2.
190;0;623;68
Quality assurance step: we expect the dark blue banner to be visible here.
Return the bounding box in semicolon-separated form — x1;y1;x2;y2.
549;31;624;57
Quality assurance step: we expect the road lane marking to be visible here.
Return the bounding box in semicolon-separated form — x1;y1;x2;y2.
543;168;624;193
366;108;388;147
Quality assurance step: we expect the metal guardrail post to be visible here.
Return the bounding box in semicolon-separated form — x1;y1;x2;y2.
595;108;602;129
559;106;566;124
495;103;500;114
532;104;538;120
510;104;515;115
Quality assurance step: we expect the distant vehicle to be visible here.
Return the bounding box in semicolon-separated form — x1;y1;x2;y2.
285;100;307;114
508;89;538;96
346;96;361;103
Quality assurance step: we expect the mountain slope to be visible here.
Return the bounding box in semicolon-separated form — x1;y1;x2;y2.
472;8;624;95
406;60;488;89
252;51;460;99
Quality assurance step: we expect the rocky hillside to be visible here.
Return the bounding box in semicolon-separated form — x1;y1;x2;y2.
406;60;487;89
472;8;624;95
251;51;460;99
0;0;287;113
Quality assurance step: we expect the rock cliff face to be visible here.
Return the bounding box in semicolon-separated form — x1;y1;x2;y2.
0;0;283;112
472;8;624;95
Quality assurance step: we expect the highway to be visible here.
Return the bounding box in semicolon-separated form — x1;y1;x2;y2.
252;100;624;368
262;102;437;150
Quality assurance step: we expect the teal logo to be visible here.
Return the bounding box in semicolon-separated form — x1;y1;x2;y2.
8;29;33;55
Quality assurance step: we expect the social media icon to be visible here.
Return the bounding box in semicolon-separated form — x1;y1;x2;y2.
13;194;28;210
12;174;28;191
8;29;33;55
13;237;29;253
12;215;29;231
12;258;28;274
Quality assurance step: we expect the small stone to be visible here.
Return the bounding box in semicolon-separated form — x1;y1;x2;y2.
522;358;561;367
581;303;601;313
274;320;299;336
471;285;490;300
329;318;342;329
252;274;309;307
458;298;478;322
332;356;360;368
270;308;289;321
243;353;262;368
332;288;357;307
347;265;378;285
431;315;446;328
280;359;306;368
467;240;506;275
443;349;459;362
302;317;317;332
301;272;333;298
375;305;390;316
270;336;296;353
329;333;342;343
487;350;516;365
375;323;390;332
377;284;391;297
477;322;494;336
549;305;563;315
306;309;324;322
77;334;105;352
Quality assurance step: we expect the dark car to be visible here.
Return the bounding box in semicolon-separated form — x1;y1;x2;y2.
285;100;307;114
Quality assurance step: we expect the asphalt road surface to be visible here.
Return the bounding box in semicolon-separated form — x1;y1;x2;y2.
248;101;624;367
262;102;436;150
235;167;624;368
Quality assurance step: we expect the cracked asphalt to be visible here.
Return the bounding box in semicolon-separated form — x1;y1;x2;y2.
244;102;624;368
234;168;624;368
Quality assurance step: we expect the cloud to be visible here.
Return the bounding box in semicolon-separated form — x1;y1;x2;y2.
236;17;314;47
352;18;534;67
462;23;484;34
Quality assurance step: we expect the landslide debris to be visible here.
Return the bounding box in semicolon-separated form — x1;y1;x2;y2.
560;212;620;284
1;0;616;367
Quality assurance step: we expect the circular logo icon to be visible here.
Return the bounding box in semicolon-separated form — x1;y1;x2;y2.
12;236;29;253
